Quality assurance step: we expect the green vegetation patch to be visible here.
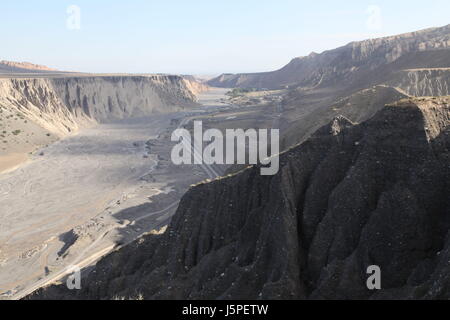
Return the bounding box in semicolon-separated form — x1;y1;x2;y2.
226;88;258;98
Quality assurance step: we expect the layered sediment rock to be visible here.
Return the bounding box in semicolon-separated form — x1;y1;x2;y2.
0;60;58;73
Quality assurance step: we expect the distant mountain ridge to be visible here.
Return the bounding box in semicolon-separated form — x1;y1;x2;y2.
0;60;59;73
208;24;450;90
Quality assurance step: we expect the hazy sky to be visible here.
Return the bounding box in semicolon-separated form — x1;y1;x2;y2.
1;0;449;75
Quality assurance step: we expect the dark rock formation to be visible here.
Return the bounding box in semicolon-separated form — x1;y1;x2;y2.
30;97;450;300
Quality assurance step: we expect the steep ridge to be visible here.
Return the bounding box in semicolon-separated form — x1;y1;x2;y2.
208;24;450;90
30;96;450;300
389;68;450;97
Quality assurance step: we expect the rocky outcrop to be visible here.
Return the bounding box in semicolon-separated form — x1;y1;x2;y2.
30;97;450;300
208;24;450;90
0;75;197;137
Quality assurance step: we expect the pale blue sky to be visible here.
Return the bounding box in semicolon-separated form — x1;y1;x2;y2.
1;0;449;74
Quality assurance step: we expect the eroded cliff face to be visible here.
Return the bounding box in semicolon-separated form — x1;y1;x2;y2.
30;97;450;300
0;60;58;72
0;75;197;137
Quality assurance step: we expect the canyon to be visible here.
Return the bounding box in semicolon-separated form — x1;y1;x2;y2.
0;24;448;300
